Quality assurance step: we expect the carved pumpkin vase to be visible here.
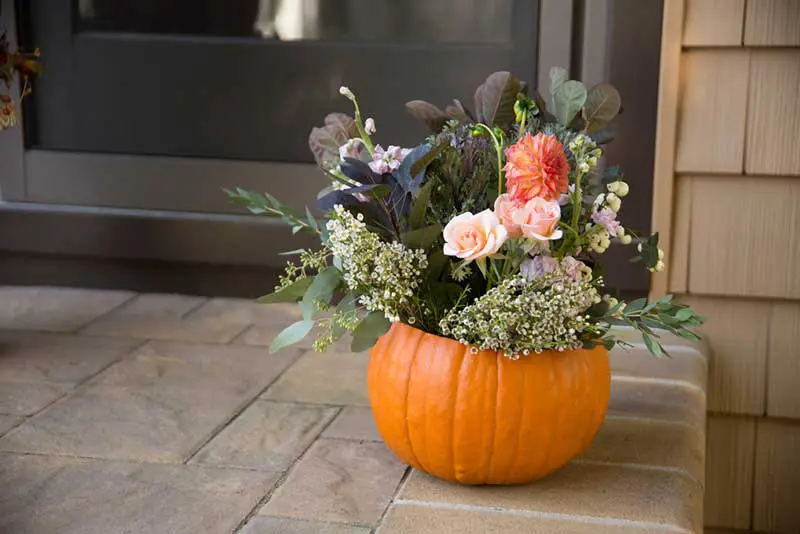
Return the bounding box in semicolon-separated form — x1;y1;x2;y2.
368;322;611;485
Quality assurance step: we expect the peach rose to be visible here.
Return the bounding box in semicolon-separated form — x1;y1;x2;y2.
511;197;563;241
493;194;523;238
443;209;508;261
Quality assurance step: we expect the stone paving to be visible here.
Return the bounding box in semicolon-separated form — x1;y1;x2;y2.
0;287;708;533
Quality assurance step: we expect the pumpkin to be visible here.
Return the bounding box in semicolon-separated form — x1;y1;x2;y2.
368;322;611;485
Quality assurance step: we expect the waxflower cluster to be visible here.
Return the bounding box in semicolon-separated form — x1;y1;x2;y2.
326;205;428;323
231;69;703;357
439;274;599;357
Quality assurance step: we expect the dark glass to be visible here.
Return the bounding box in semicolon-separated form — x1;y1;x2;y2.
77;0;514;44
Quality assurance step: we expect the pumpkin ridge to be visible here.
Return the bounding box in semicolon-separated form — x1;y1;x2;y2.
451;339;469;483
403;327;426;472
538;354;562;476
506;357;528;483
485;350;501;483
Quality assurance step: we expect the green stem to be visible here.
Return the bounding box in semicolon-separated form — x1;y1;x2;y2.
350;100;375;156
474;123;505;198
518;113;527;141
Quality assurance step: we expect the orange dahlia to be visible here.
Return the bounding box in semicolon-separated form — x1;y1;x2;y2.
503;132;570;202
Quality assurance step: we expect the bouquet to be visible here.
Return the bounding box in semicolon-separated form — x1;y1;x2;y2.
0;30;42;131
229;69;703;359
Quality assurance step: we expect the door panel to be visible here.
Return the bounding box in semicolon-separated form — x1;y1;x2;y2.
26;0;537;162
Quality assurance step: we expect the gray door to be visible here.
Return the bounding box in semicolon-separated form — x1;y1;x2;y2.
1;0;655;298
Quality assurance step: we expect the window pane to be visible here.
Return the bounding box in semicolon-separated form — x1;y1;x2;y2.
78;0;514;44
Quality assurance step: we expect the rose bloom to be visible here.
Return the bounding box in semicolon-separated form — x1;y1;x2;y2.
443;209;508;261
511;197;563;241
493;194;523;238
503;132;570;202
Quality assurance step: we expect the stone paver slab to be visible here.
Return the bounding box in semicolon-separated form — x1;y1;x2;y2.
399;463;701;532
0;385;249;461
89;341;300;398
609;376;706;429
0;344;130;385
0;381;70;415
323;407;383;442
191;400;337;471
0;287;133;332
187;298;301;327
263;350;369;406
610;345;707;390
241;517;371;534
0;330;141;350
580;416;704;483
260;438;407;525
0;414;22;436
83;294;247;343
379;503;688;533
0;453;279;534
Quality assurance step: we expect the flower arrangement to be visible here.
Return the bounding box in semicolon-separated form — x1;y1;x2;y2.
229;69;703;358
0;30;42;131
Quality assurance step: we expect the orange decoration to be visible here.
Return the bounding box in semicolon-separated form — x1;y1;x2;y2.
368;322;610;485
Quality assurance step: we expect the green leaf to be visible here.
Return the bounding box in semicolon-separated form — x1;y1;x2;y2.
305;207;319;232
475;257;488;278
625;298;648;313
269;320;315;354
553;80;587;126
409;142;446;181
675;308;694;322
426;249;449;283
351;311;391;353
331;293;358;339
401;224;442;250
278;249;306;256
549;67;569;109
300;267;342;320
257;277;313;304
582;84;622;132
474;71;524;127
409;181;434;230
642;333;664;358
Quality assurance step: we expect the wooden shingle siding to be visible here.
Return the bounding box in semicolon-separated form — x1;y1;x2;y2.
682;296;768;415
675;50;749;173
683;0;745;46
704;415;756;529
753;420;800;533
687;176;800;299
744;0;800;46
767;302;800;419
745;50;800;176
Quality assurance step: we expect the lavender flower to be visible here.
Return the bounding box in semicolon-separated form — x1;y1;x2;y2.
520;255;559;281
591;207;620;236
339;138;368;161
368;145;411;174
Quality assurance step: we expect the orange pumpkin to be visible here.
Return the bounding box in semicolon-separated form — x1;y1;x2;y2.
368;322;611;485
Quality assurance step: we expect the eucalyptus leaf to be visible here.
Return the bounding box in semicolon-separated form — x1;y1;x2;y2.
553;80;587;126
582;84;622;132
305;206;319;232
404;100;448;132
675;308;694;322
641;333;664;358
473;71;523;127
278;249;306;256
300;267;342;320
351;311;391;353
625;298;648;313
257;277;313;304
269;320;315;354
401;224;442;250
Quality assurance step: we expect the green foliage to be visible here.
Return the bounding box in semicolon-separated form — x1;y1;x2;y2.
299;267;342;320
270;320;315;353
225;187;320;236
257;277;313;304
351;311;391;352
473;71;525;128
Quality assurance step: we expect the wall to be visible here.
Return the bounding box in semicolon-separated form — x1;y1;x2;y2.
652;1;800;532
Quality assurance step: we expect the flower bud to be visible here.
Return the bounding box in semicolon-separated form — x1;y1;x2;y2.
655;260;665;272
637;242;643;252
615;181;630;197
339;86;355;100
606;193;622;213
364;117;376;135
620;234;632;245
657;248;665;260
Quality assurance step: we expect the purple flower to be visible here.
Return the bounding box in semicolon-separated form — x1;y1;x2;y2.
520;255;559;282
339;138;368;161
591;207;620;236
368;145;410;174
